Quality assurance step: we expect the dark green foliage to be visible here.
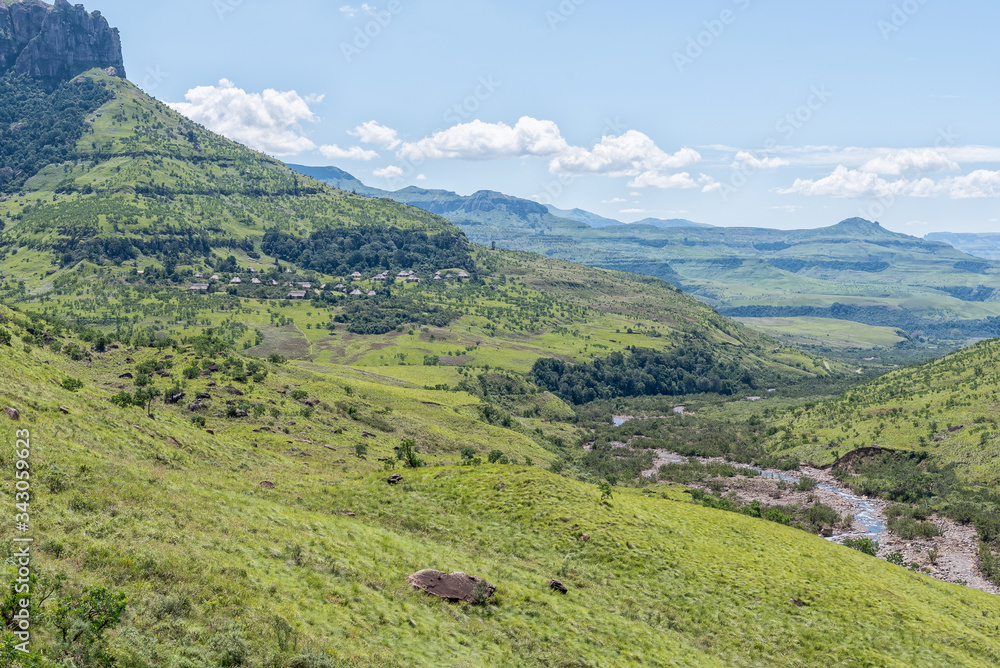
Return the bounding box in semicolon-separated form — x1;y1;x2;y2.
487;449;508;464
397;439;424;468
261;224;473;277
806;503;839;529
0;327;10;346
532;345;755;404
0;73;113;194
794;477;818;492
60;377;83;392
885;552;905;566
331;293;459;335
846;451;958;503
842;537;879;557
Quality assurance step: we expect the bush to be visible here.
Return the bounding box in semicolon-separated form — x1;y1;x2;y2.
61;377;83;392
806;502;839;529
191;415;206;428
488;449;506;464
0;327;11;346
886;552;905;566
397;439;424;468
843;537;879;556
794;477;818;492
355;443;368;458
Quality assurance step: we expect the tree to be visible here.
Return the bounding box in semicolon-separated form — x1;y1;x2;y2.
134;387;161;416
397;439;424;468
51;586;127;666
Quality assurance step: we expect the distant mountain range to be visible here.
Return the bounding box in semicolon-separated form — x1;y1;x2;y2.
925;232;1000;260
289;165;1000;344
287;164;711;236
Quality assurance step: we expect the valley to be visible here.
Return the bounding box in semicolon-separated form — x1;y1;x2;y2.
2;3;1000;664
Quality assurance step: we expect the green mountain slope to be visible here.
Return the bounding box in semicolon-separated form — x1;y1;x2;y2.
2;312;1000;666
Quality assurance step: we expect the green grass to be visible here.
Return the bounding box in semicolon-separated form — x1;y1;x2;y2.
735;316;907;349
3;318;1000;665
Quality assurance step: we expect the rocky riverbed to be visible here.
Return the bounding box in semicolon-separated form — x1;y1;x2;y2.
642;451;999;595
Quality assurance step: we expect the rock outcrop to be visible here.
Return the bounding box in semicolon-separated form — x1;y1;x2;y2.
406;570;495;603
0;0;125;85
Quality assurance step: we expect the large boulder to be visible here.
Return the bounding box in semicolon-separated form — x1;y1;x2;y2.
406;570;495;603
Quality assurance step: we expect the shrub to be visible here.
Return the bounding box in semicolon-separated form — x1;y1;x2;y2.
886;552;905;566
291;389;308;402
843;537;879;556
269;353;287;364
0;327;11;346
794;477;818;492
61;377;83;392
806;503;839;529
397;439;424;468
191;415;206;428
488;449;506;464
355;443;368;458
471;580;493;606
182;365;200;379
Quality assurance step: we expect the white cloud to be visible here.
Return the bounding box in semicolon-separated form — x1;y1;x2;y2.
860;149;959;175
349;120;402;150
939;170;1000;198
780;165;1000;199
771;205;803;213
416;174;427;181
373;165;404;179
779;166;914;198
628;172;699;190
620;208;646;214
732;151;789;170
550;130;701;176
168;79;320;156
319;144;380;161
397;117;569;161
602;197;627;203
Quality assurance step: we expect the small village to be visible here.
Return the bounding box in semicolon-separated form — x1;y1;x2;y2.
183;265;471;299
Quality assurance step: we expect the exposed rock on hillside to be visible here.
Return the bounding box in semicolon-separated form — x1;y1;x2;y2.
1;0;125;84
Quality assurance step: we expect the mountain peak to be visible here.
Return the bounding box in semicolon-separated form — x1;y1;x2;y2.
1;0;125;85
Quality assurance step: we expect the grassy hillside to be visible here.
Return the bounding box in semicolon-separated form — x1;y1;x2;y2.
927;232;1000;261
762;337;1000;481
3;312;1000;666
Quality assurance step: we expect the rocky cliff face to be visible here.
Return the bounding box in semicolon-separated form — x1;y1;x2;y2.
0;0;125;85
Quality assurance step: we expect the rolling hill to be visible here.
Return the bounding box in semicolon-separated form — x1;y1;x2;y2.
3;3;1000;664
292;168;1000;351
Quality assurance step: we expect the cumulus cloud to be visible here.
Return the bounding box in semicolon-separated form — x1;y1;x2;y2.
550;130;701;176
349;120;402;150
629;171;719;193
397;117;569;161
780;165;1000;199
168;79;320;156
319;144;380;161
373;165;404;179
860;149;959;175
732;151;789;171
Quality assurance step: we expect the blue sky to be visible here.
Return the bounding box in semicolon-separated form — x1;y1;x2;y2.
94;0;1000;233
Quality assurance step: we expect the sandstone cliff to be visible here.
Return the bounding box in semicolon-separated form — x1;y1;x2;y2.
0;0;125;85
